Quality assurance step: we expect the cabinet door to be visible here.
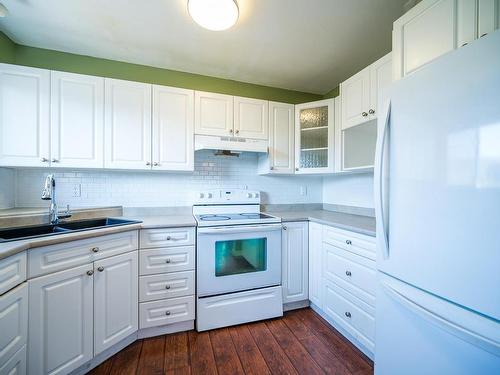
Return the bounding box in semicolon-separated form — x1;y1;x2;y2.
457;0;478;47
28;264;93;375
94;251;138;355
194;91;233;137
478;0;500;37
341;67;370;129
295;99;335;174
0;64;50;167
0;283;27;367
51;71;104;168
152;85;194;171
308;222;322;308
233;96;269;140
342;121;377;171
268;101;294;174
393;0;457;79
369;52;392;120
282;222;308;304
0;345;26;375
104;78;152;169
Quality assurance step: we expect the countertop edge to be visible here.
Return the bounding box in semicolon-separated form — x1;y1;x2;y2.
278;216;376;237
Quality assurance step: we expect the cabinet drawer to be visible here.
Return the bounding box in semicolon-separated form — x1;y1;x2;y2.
28;230;138;277
0;252;26;295
323;226;375;260
139;246;194;275
0;344;26;375
140;227;195;249
323;243;376;306
323;279;374;353
139;271;195;302
0;283;28;366
139;295;195;329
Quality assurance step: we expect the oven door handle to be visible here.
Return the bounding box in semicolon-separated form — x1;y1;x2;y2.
197;223;283;235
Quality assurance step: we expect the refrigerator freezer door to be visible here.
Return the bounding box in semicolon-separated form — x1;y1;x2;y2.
376;273;500;375
376;31;500;320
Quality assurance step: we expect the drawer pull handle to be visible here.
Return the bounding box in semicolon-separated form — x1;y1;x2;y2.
86;270;94;276
91;247;99;253
165;285;171;289
345;311;351;318
97;266;104;272
345;270;352;277
166;236;172;240
346;240;352;245
165;311;171;316
165;259;171;264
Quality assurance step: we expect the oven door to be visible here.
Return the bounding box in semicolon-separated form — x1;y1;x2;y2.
197;224;282;297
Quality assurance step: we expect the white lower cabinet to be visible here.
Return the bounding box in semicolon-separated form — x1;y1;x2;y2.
281;221;308;304
93;251;138;355
28;264;94;375
308;222;322;308
0;345;26;375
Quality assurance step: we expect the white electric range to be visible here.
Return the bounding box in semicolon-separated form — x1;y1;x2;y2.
193;189;284;331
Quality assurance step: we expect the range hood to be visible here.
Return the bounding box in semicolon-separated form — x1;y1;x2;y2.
194;135;268;153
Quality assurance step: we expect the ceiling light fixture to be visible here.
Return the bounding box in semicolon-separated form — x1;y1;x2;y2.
188;0;239;31
0;3;8;17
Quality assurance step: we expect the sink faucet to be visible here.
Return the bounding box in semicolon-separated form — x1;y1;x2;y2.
41;174;72;224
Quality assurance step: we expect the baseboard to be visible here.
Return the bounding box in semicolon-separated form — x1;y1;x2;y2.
310;303;374;361
283;299;310;311
138;320;194;339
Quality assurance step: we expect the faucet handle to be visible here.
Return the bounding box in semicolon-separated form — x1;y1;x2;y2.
65;204;71;214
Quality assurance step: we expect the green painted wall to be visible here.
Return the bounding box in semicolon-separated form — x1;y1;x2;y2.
1;32;322;104
0;32;16;63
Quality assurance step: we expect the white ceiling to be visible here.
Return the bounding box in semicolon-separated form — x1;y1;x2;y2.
0;0;407;94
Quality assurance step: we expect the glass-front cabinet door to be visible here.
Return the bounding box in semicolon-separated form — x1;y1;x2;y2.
295;99;334;174
342;120;377;171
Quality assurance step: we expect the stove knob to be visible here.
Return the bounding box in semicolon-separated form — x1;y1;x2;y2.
247;193;253;198
255;193;259;198
207;193;213;198
199;193;205;199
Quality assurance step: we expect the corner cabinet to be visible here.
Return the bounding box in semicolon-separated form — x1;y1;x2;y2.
294;99;335;174
282;222;309;305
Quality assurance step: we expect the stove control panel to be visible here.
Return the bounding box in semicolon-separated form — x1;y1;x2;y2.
194;189;261;204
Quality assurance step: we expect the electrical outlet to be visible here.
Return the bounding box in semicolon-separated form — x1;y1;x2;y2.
300;186;307;196
72;184;81;197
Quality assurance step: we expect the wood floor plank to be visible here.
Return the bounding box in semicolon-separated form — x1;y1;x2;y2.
88;357;113;375
228;324;271;375
165;367;192;375
282;310;315;340
109;340;143;375
210;328;245;375
295;309;372;373
300;335;352;375
164;332;190;371
137;336;165;375
266;318;324;375
188;331;218;375
248;321;299;375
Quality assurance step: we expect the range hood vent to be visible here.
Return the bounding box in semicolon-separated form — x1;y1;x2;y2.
195;135;268;153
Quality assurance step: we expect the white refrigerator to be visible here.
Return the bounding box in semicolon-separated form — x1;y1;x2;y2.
374;30;500;374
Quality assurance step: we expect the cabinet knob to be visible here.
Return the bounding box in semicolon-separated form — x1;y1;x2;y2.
461;42;468;47
345;270;352;277
166;236;171;240
97;266;104;272
86;270;94;276
229;129;233;134
295;168;299;171
165;285;171;290
346;240;352;245
165;311;171;316
40;157;49;162
345;311;351;318
270;166;274;170
362;112;368;117
91;247;99;253
153;162;159;166
146;161;151;166
51;158;59;163
165;258;171;264
368;109;375;115
283;226;287;230
235;129;240;135
480;33;487;38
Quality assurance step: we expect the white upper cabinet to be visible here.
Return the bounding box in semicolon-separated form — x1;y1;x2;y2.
194;91;233;137
393;0;499;79
104;78;152;170
369;52;393;118
233;96;269;139
0;64;50;167
50;71;104;168
152;85;194;171
295;99;335;174
93;251;138;355
341;67;370;129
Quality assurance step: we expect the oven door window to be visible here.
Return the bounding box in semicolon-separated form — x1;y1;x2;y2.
215;238;267;277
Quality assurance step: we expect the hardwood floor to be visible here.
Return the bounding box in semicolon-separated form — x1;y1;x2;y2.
89;308;373;375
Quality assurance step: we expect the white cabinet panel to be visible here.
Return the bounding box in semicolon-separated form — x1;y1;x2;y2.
139;246;195;275
0;252;26;295
50;71;104;168
139;295;195;329
341;67;370;129
104;78;152;169
0;345;26;375
94;251;138;355
369;52;392;119
457;0;478;47
478;0;500;37
282;222;308;304
152;85;194;171
140;227;195;249
194;91;233;137
0;64;50;167
139;271;195;302
28;264;93;375
308;222;322;308
233;96;268;140
0;283;27;367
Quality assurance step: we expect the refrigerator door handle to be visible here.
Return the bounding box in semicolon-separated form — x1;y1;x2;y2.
381;278;500;357
375;99;391;259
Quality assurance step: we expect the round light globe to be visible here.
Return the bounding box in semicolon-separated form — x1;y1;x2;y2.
188;0;239;31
